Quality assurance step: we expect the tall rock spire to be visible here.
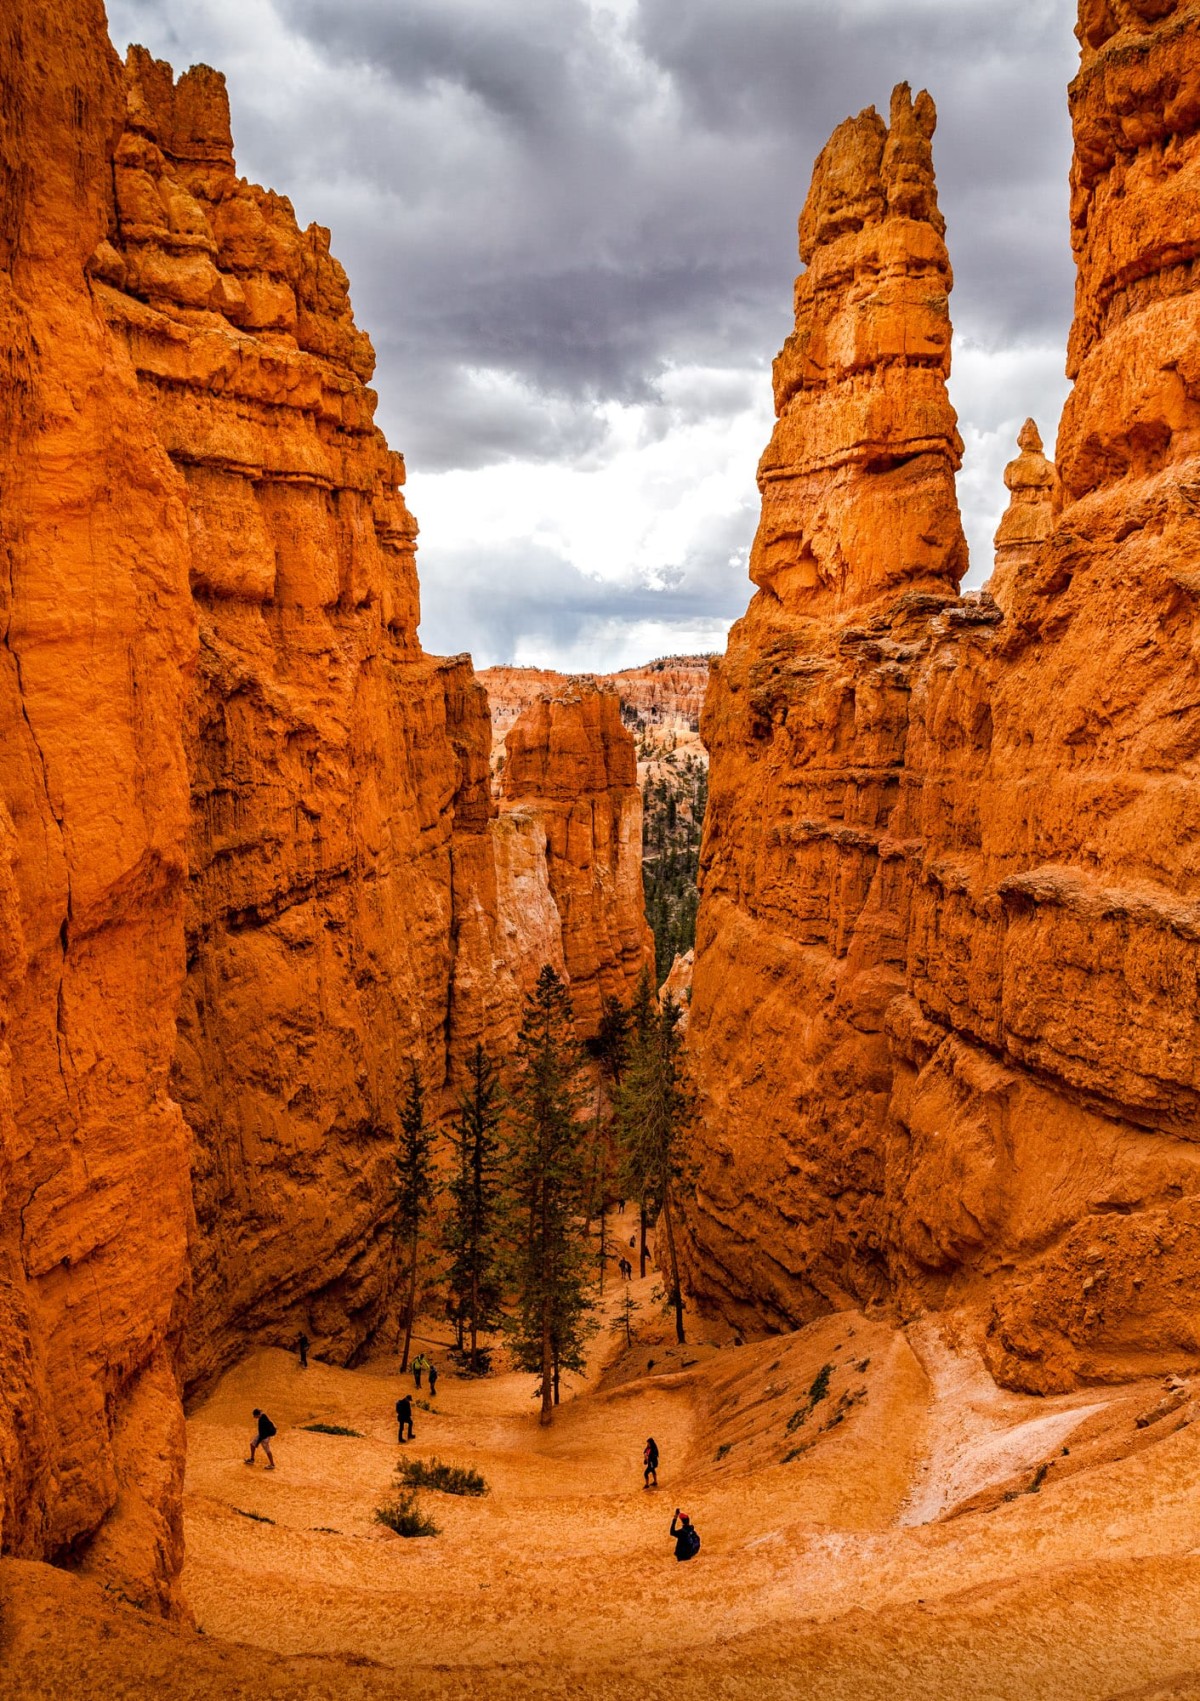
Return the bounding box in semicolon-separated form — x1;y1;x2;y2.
750;83;967;615
987;417;1057;612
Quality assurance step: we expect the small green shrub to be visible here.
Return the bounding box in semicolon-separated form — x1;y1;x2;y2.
785;1407;807;1435
782;1445;805;1464
1029;1463;1049;1493
302;1423;362;1438
809;1363;833;1404
234;1508;275;1525
375;1486;440;1537
399;1456;487;1497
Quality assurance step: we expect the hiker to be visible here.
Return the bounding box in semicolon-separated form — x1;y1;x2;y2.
622;1257;633;1281
295;1331;309;1369
643;1437;659;1488
427;1361;439;1398
245;1409;277;1469
396;1394;414;1443
412;1352;428;1390
670;1509;700;1562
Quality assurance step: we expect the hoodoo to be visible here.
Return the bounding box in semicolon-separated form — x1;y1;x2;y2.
686;6;1200;1397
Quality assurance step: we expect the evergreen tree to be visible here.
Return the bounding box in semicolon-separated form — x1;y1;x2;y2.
394;1061;437;1373
625;971;656;1277
444;1044;505;1373
502;965;595;1425
615;993;695;1343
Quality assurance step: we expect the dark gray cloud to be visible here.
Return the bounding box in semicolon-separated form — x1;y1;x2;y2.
105;0;1081;665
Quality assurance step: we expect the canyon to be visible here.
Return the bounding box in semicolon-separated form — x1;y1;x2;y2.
4;0;1200;1691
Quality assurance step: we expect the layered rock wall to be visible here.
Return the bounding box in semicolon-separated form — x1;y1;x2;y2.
686;20;1200;1396
0;0;195;1610
500;691;654;1036
0;10;650;1607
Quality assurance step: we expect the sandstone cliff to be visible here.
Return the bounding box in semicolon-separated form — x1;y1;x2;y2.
686;18;1200;1397
0;9;649;1608
500;690;654;1036
0;0;195;1612
480;657;711;768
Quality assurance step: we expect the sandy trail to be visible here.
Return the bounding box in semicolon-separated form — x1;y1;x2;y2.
9;1274;1200;1698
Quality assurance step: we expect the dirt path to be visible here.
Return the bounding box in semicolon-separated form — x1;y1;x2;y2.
9;1282;1200;1699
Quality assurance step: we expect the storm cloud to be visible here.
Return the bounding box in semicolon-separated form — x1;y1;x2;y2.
104;0;1080;667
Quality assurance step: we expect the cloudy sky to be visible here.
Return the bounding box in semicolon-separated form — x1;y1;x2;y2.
105;0;1079;670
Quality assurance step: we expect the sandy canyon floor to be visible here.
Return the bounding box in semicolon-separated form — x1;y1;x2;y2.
8;1226;1200;1699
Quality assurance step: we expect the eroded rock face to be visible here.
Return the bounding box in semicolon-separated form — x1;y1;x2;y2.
0;0;195;1612
752;83;966;617
686;27;1200;1395
500;690;654;1037
0;14;650;1608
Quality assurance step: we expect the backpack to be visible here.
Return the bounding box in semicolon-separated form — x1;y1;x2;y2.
259;1416;277;1439
684;1527;700;1560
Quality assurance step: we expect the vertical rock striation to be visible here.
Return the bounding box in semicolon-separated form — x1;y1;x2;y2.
752;83;965;616
0;0;195;1611
499;689;654;1037
687;13;1200;1396
0;11;650;1608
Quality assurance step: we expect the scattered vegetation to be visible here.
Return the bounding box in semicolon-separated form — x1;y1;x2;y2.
399;1457;488;1498
640;753;707;976
715;1442;732;1461
375;1486;440;1538
785;1363;837;1436
1030;1463;1049;1493
301;1422;362;1438
809;1363;833;1404
234;1508;275;1525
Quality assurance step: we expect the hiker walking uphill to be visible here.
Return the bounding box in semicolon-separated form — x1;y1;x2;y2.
245;1409;277;1469
643;1437;659;1488
670;1509;700;1561
295;1331;309;1369
396;1394;414;1443
411;1352;429;1390
427;1361;439;1398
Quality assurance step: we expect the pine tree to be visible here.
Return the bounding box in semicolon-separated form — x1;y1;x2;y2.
502;965;595;1425
444;1044;504;1373
394;1061;437;1373
625;971;656;1277
615;993;695;1343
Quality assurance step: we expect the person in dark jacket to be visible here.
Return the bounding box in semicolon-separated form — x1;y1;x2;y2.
643;1437;659;1488
670;1509;699;1561
295;1331;309;1369
427;1361;439;1398
245;1409;277;1469
395;1394;414;1443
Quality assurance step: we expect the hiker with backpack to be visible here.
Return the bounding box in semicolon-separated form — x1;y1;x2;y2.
670;1508;700;1561
396;1394;414;1443
411;1352;429;1390
245;1409;277;1469
643;1437;659;1488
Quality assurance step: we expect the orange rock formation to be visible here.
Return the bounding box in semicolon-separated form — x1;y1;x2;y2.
0;3;648;1609
480;658;710;747
686;11;1200;1398
501;691;653;1036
